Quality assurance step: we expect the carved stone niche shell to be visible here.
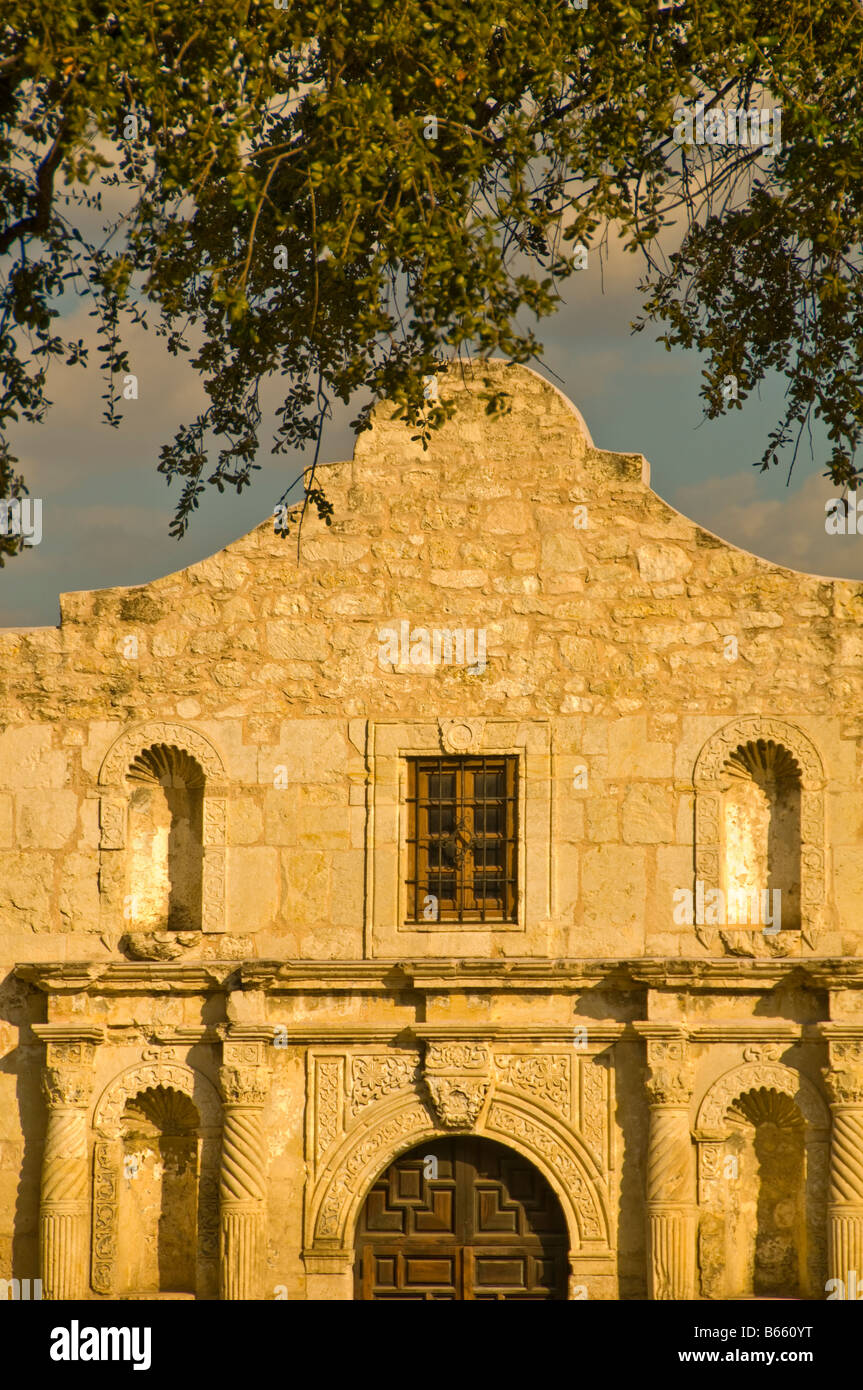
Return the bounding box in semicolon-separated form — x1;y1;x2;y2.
93;1061;222;1140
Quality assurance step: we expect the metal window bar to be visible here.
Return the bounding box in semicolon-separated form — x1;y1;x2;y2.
406;757;517;924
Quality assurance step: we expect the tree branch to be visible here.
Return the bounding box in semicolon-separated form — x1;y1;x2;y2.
0;119;68;256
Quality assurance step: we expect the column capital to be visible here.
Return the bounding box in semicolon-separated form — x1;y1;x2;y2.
823;1038;863;1107
41;1066;94;1109
33;1027;102;1109
635;1026;695;1106
219;1034;270;1106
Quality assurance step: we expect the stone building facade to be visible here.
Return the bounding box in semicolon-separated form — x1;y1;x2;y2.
0;360;862;1300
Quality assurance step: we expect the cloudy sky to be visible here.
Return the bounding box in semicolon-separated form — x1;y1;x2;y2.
1;218;853;629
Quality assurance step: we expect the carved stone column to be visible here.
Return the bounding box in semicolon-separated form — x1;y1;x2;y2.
823;1039;863;1288
218;1038;270;1300
33;1029;102;1300
641;1031;697;1300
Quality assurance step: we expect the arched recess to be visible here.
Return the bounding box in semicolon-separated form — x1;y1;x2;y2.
90;1061;222;1298
305;1092;612;1298
694;1061;830;1300
97;722;228;933
693;718;825;950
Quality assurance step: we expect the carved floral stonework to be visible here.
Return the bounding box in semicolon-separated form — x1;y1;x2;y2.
202;847;227;933
41;1040;97;1108
696;1139;724;1206
99;799;125;851
203;798;227;846
94;1061;221;1140
693;718;825;953
426;1042;488;1070
742;1043;782;1064
315;1058;342;1165
495;1053;571;1115
121;931;199;961
42;1067;93;1109
91;1140;118;1294
579;1056;610;1170
349;1054;420;1118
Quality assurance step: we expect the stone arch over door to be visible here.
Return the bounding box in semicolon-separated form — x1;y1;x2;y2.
97;722;228;933
305;1092;613;1300
355;1135;570;1298
694;1062;830;1299
693;718;826;951
90;1062;222;1297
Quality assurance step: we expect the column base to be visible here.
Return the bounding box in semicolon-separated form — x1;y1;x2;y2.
648;1205;697;1300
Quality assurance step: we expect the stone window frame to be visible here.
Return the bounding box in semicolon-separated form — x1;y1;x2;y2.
367;719;552;948
97;722;229;933
693;717;826;949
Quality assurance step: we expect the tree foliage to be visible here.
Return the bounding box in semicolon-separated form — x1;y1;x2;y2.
0;0;861;558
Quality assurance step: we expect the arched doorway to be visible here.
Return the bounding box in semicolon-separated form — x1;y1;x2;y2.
354;1136;569;1300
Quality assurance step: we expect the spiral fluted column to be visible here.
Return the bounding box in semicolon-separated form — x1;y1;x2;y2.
641;1030;697;1301
824;1040;863;1290
219;1039;270;1300
34;1033;101;1301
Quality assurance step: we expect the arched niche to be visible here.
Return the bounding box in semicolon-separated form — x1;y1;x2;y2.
91;1061;222;1298
694;1061;829;1300
693;718;825;950
97;722;228;933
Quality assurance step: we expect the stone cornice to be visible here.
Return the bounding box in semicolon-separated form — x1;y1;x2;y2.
14;957;863;997
15;962;237;994
31;1024;105;1044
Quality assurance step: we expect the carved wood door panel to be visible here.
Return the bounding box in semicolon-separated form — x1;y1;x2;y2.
355;1137;568;1300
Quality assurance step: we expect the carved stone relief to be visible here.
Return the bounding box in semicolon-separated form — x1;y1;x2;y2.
424;1042;492;1129
495;1053;571;1116
349;1054;420;1118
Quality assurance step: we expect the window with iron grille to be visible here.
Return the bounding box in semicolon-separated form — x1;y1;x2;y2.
406;757;518;923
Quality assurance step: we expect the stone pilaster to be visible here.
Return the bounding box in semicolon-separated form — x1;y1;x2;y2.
823;1038;863;1288
33;1028;102;1301
218;1037;270;1300
641;1031;697;1300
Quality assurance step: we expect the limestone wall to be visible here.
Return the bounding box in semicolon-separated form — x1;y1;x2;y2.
0;360;857;962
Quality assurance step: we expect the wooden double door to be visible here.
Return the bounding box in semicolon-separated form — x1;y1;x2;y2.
355;1137;569;1300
